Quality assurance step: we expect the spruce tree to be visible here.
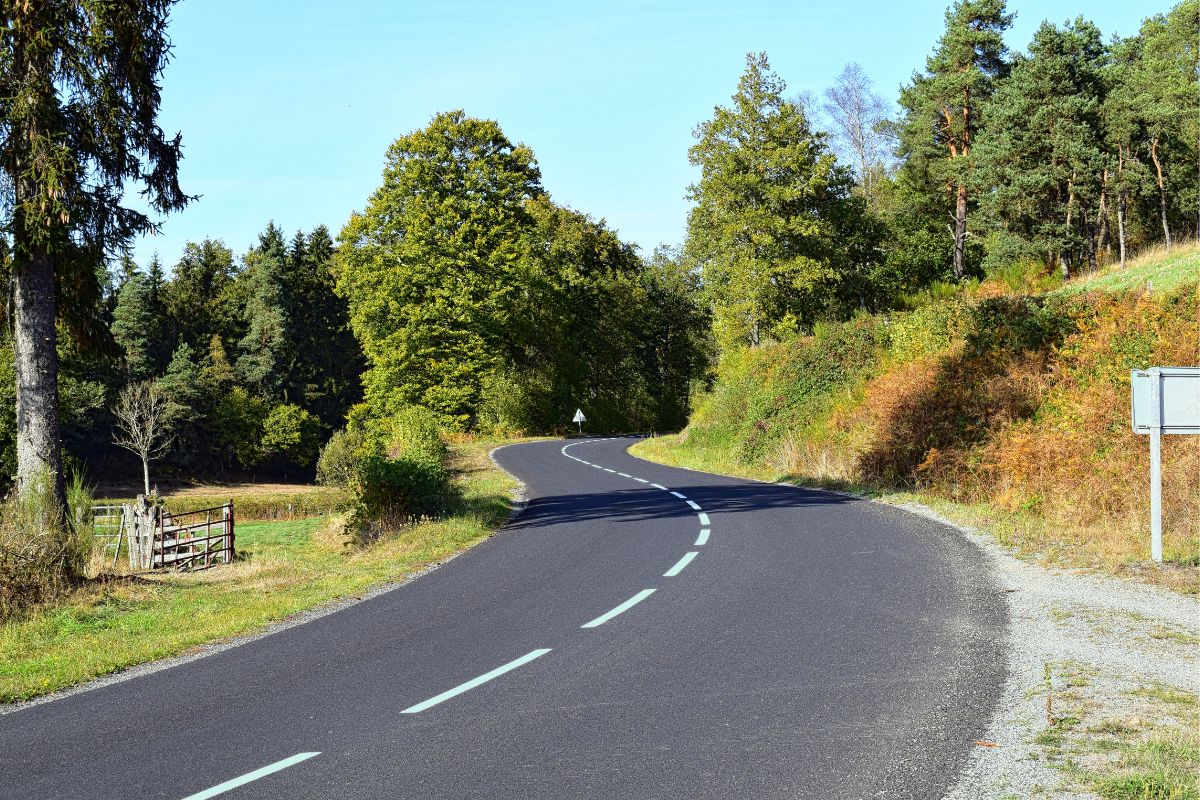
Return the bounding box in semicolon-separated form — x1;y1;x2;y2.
685;53;860;349
236;223;289;399
0;1;190;516
897;0;1012;279
111;271;167;382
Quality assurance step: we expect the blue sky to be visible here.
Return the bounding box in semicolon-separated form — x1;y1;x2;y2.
132;0;1157;269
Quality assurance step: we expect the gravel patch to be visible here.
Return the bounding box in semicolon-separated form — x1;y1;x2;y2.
890;502;1200;800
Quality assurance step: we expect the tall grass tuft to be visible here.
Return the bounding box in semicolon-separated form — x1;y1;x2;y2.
0;469;92;621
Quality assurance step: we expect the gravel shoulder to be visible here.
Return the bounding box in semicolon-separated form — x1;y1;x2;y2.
901;500;1200;799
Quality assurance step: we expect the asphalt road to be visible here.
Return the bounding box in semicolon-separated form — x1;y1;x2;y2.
1;437;1007;799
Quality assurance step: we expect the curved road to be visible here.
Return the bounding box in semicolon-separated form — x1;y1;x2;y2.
1;437;1006;799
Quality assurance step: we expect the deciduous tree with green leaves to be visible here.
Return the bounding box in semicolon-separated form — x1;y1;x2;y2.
334;111;543;428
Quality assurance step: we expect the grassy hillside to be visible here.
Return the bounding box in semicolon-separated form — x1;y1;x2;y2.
634;245;1200;591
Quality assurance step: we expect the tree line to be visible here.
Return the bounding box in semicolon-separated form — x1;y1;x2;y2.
690;1;1198;351
0;0;1193;555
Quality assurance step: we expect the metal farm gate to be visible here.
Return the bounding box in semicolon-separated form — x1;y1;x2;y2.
123;499;235;571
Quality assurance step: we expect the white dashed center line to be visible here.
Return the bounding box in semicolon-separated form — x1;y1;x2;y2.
581;589;656;629
180;752;321;800
695;528;710;546
664;552;698;577
697;512;710;526
686;500;701;510
401;649;553;714
669;491;688;499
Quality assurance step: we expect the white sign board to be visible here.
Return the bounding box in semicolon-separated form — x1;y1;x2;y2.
572;409;586;423
1131;367;1200;434
1130;367;1200;563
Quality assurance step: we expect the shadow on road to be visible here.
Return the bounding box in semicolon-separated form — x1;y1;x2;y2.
508;481;853;530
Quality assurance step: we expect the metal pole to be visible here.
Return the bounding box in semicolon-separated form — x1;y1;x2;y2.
1149;368;1163;563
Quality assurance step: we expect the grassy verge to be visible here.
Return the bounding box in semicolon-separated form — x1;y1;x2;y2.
631;435;1200;595
0;437;527;704
1036;662;1199;799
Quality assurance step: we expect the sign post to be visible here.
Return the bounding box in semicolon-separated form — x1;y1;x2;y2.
572;408;586;434
1131;367;1200;562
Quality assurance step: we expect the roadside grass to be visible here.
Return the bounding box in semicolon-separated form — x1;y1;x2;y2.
0;437;526;704
1054;241;1200;297
1024;662;1199;800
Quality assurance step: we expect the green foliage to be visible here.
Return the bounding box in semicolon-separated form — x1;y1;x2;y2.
685;53;873;348
975;18;1108;275
110;266;167;381
236;224;289;398
316;429;366;489
214;387;269;469
260;404;323;468
335;111;543;428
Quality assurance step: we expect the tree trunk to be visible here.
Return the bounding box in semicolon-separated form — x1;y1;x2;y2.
1149;136;1171;251
1117;190;1128;269
1117;148;1128;269
953;184;968;280
1097;170;1109;256
12;246;68;521
142;457;151;497
1061;182;1075;280
1081;205;1098;273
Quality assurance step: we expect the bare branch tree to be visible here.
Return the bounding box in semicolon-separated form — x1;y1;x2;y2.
823;63;893;207
112;382;174;497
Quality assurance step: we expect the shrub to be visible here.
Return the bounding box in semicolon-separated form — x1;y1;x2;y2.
347;453;449;543
317;429;365;489
260;404;323;467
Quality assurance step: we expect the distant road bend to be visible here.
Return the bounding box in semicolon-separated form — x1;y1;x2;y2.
2;437;1007;799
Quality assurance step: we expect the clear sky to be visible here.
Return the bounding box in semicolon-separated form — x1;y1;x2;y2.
132;0;1158;269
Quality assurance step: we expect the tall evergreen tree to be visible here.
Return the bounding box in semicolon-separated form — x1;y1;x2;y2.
236;223;289;398
163;239;240;349
111;268;167;382
685;53;862;350
897;0;1012;279
335;111;543;427
975;18;1108;277
0;1;190;516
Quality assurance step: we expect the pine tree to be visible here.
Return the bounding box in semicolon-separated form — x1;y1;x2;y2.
975;18;1108;277
897;0;1012;279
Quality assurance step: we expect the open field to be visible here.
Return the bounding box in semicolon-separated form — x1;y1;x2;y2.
0;438;524;704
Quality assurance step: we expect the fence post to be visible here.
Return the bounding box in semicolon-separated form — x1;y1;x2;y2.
226;500;235;564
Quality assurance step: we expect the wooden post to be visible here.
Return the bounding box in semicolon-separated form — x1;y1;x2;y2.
225;501;235;564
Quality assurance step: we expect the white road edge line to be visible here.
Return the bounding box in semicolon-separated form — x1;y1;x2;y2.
602;468;616;473
180;752;321;800
650;483;668;491
401;649;553;714
669;491;687;499
632;477;649;483
686;500;702;510
581;589;656;629
697;512;710;526
616;472;631;478
664;552;698;577
695;528;710;546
